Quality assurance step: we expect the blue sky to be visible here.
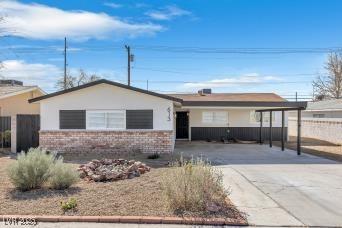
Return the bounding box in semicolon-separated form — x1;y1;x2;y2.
0;0;341;100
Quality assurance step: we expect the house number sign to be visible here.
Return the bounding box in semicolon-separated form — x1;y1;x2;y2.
167;107;171;121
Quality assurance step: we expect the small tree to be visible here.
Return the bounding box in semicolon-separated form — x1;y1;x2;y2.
56;69;101;90
313;52;342;100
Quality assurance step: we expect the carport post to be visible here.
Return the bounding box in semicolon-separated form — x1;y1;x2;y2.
269;111;272;147
297;109;301;155
281;110;285;151
259;112;263;144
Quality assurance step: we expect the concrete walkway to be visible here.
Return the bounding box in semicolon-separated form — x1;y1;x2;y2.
176;142;342;227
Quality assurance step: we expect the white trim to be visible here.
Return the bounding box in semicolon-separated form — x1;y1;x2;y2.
86;110;126;130
305;109;342;112
0;87;46;100
182;106;293;110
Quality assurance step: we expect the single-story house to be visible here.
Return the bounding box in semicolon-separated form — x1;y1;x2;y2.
29;79;307;154
0;80;45;152
289;99;342;118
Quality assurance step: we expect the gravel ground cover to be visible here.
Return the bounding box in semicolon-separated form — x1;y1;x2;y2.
0;153;245;223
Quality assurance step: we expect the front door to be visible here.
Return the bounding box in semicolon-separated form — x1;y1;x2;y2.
176;112;189;139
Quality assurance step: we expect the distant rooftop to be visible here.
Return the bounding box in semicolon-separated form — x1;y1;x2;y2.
168;93;286;102
0;79;23;86
306;99;342;111
0;79;41;98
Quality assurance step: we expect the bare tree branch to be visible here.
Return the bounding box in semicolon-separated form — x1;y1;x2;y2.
313;52;342;100
56;69;101;90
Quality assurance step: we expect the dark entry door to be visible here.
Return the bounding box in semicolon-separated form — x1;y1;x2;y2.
16;115;40;152
176;112;189;139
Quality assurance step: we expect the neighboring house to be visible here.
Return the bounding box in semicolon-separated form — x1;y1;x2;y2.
0;80;45;152
289;99;342;118
29;79;306;154
288;99;342;145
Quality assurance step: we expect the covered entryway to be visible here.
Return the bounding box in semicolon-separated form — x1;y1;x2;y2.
176;112;189;139
16;114;40;152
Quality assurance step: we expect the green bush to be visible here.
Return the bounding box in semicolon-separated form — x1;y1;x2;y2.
49;158;79;190
7;148;55;191
61;198;77;212
162;157;227;214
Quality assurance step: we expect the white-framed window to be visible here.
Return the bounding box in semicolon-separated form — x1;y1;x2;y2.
86;110;125;130
250;111;276;123
202;111;228;124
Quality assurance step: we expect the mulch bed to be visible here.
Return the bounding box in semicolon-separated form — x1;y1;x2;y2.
0;154;246;224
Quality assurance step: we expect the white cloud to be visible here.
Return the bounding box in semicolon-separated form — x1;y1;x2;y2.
0;1;162;40
182;73;282;89
103;2;122;9
146;5;191;21
0;60;127;92
0;60;62;92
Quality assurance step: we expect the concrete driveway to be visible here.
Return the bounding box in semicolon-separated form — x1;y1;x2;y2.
175;142;342;227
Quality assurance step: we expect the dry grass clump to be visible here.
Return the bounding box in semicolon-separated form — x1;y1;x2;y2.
7;148;78;191
49;158;79;190
7;148;55;191
162;157;228;216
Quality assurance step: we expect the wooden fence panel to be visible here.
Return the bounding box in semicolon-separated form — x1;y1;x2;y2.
16;115;40;152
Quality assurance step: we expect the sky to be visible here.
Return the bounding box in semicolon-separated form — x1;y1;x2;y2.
0;0;341;100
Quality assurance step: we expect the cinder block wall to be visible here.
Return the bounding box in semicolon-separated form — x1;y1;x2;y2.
39;130;174;154
288;117;342;145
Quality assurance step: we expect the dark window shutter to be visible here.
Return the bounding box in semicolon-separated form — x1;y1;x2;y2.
60;110;86;129
126;110;153;129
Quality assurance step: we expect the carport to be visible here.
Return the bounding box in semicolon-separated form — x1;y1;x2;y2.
256;103;307;155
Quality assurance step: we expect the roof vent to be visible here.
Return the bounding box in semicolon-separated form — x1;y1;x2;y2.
0;80;23;86
198;88;212;96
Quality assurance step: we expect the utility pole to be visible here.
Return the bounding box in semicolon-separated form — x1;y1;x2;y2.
125;45;134;86
295;91;298;101
64;37;67;90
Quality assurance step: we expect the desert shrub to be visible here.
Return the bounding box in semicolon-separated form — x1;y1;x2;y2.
7;148;55;191
162;157;227;214
49;158;79;190
147;153;160;159
61;198;77;212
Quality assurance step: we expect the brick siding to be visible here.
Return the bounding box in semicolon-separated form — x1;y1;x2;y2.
39;130;174;154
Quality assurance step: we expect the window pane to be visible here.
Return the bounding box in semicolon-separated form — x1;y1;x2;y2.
106;112;125;129
202;111;228;124
88;112;106;128
87;111;125;129
202;112;214;123
213;112;228;123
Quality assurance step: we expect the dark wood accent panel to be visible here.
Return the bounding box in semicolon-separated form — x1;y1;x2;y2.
0;116;11;147
0;116;11;132
176;112;189;139
191;127;288;141
126;110;153;129
16;115;40;152
59;110;86;129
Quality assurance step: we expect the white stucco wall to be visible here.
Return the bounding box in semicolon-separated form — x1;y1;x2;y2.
39;83;174;131
187;108;287;128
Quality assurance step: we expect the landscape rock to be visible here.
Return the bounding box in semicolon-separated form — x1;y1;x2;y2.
78;158;151;182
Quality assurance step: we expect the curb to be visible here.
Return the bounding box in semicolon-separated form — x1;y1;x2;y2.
1;215;248;226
